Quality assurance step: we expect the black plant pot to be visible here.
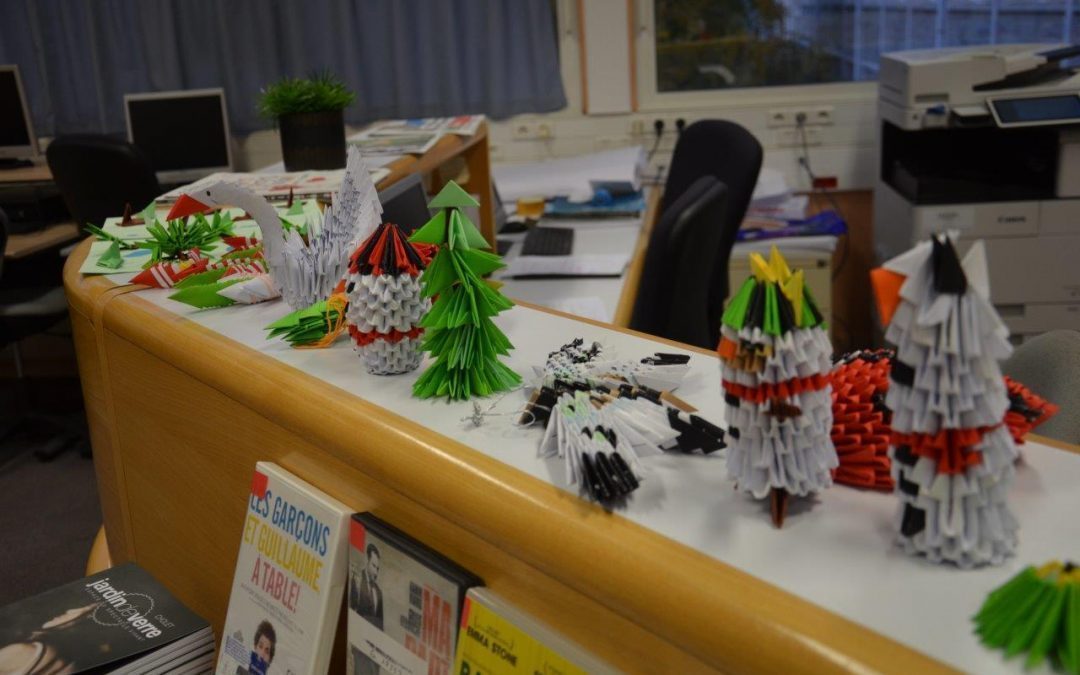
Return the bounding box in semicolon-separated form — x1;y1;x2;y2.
278;109;346;171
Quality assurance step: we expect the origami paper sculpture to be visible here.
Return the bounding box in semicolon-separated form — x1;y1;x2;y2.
524;339;725;505
872;236;1018;567
266;295;348;347
410;181;521;400
1004;376;1059;445
717;246;836;527
130;252;210;288
167;145;380;309
828;349;1058;492
829;349;895;490
974;560;1079;673
345;222;431;374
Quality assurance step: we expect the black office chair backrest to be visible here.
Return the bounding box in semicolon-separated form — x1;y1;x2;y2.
661;120;762;305
630;175;729;348
46;135;162;228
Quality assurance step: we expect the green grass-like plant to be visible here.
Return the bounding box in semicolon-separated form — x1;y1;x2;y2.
140;212;234;265
257;72;355;119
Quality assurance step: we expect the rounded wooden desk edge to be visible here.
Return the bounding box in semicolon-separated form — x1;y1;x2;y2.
612;187;663;327
70;245;953;675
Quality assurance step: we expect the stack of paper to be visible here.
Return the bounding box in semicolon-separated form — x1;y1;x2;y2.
156;168;390;204
493;146;646;202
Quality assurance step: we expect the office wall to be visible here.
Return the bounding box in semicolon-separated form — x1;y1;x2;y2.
234;0;879;186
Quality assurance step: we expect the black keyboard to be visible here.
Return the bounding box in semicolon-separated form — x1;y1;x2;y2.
521;226;574;256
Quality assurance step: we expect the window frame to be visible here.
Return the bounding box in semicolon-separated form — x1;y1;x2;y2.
632;0;878;112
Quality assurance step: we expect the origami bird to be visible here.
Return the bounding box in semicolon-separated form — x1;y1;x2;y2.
166;146;381;309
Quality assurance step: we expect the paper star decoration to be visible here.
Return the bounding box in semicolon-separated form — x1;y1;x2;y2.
717;245;836;527
872;236;1018;567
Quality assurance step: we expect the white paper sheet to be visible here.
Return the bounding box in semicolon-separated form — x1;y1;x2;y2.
504;253;630;278
493;147;646;202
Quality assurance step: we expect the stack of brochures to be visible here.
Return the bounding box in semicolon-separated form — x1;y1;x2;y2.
0;563;214;674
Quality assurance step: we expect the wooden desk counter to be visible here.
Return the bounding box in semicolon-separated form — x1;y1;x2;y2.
0;162;52;184
4;220;79;259
64;237;1080;674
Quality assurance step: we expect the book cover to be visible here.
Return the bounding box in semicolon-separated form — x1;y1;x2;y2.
454;589;616;675
347;513;481;675
0;562;210;674
216;462;352;675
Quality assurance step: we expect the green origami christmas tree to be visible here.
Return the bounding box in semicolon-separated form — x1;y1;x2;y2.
409;181;521;400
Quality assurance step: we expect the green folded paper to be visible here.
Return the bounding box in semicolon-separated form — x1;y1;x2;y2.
265;299;345;347
973;560;1079;673
409;180;521;401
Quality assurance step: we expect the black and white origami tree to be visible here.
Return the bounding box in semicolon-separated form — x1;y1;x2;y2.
872;236;1018;567
717;247;836;526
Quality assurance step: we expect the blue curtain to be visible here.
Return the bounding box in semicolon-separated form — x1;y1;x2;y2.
0;0;567;136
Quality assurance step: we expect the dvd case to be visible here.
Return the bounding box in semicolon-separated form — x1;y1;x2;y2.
347;513;481;675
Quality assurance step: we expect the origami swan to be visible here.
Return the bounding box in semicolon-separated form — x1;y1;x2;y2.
166;146;381;309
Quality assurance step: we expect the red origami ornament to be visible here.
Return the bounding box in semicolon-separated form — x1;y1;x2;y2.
829;349;894;490
829;350;1059;491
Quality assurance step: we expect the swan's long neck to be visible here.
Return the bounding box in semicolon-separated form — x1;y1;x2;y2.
216;185;284;265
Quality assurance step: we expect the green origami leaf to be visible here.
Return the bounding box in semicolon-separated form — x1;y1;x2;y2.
174;268;228;289
763;282;780;336
286;201;305;216
98;241;124;269
1026;584;1066;668
428;180;479;209
459;248;504;276
410;210;447;245
265;300;342;345
168;278;244;309
140;202;158;228
449;209;489;250
419;248;459;297
723;277;756;330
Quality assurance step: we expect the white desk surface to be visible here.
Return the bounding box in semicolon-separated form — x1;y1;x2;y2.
495;217;643;323
123;283;1078;675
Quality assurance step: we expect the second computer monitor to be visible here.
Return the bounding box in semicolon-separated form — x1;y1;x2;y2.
0;65;38;161
124;88;233;184
378;174;431;235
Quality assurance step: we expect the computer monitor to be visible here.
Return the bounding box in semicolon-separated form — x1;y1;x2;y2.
0;65;38;162
124;88;233;183
377;173;431;235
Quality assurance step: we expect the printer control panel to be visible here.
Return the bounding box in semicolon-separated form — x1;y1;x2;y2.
989;94;1080;128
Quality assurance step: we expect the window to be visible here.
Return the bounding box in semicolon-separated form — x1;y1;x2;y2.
653;0;1080;92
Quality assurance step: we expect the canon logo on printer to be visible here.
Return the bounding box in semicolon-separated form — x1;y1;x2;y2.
997;215;1027;223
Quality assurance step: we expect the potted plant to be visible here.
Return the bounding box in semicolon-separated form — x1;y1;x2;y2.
258;72;355;171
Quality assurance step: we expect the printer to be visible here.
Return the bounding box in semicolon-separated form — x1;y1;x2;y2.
875;44;1080;340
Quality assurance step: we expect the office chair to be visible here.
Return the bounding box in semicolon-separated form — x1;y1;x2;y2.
46;135;161;228
0;207;87;461
660;120;763;306
630;175;729;349
1003;329;1080;444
